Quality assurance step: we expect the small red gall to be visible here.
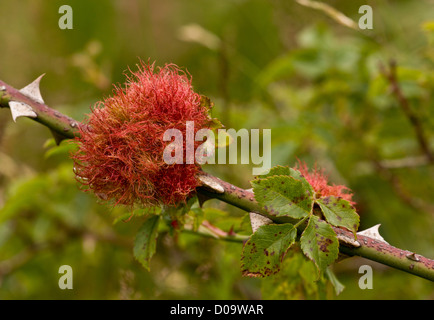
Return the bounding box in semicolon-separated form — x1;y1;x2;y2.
294;160;355;205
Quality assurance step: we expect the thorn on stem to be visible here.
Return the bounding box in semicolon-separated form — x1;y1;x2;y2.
406;252;420;262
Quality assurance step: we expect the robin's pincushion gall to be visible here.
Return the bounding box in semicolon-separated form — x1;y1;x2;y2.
295;160;355;205
72;61;213;207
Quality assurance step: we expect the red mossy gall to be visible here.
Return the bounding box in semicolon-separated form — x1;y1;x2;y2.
71;61;213;207
295;160;355;205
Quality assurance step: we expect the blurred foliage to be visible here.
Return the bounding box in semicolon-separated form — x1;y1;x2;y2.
0;0;433;299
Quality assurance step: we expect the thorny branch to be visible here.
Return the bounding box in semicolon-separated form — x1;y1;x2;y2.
0;79;81;143
1;77;433;282
198;172;434;281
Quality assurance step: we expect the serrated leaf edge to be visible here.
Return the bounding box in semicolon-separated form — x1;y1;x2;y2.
300;216;339;275
252;174;314;219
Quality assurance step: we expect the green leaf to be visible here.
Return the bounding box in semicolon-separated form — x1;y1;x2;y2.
252;175;313;219
261;166;309;183
261;249;329;300
259;165;315;195
300;215;339;274
241;223;297;277
133;214;160;271
316;196;359;236
260;165;295;178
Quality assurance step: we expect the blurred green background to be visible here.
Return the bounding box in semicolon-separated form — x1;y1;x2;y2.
0;0;433;299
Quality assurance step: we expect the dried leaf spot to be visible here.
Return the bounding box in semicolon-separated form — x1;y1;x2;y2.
318;237;334;253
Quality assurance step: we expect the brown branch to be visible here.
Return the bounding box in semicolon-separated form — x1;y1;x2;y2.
197;172;434;282
334;227;434;281
379;60;434;162
1;77;433;282
0;79;81;142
